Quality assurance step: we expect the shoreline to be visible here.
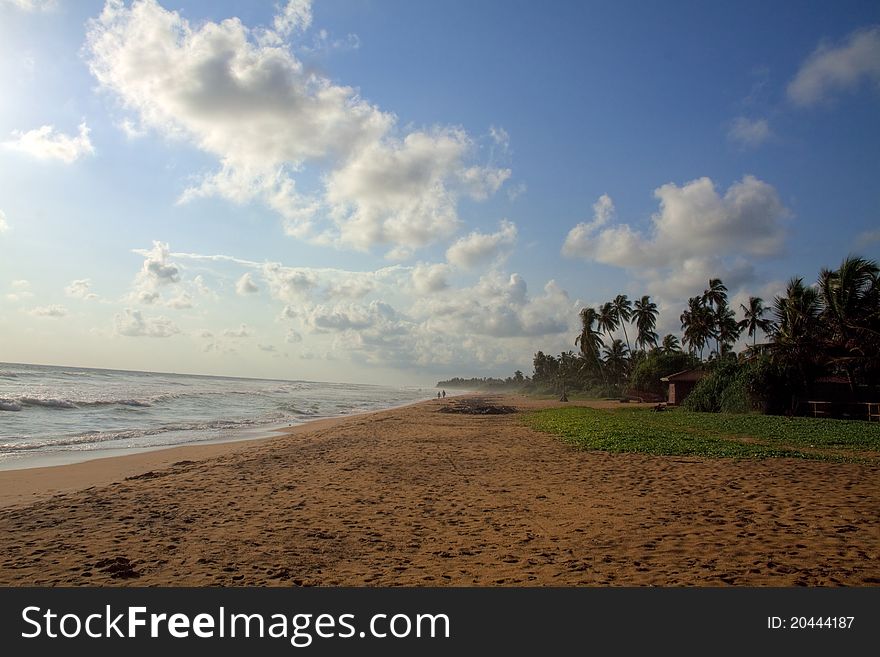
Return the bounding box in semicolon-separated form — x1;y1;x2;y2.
0;399;432;508
0;391;446;475
0;393;877;586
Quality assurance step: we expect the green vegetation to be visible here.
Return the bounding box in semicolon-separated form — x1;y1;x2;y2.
523;406;880;461
439;254;880;417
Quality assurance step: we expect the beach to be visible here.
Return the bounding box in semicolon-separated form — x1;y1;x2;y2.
0;394;877;586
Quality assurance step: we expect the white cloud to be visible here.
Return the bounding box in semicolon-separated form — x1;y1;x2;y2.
489;125;510;150
563;176;788;268
857;228;880;246
563;176;790;324
506;182;527;201
85;0;508;256
167;291;193;309
6;279;33;302
788;26;880;106
728;116;771;148
65;279;99;300
29;304;67;317
128;241;182;304
411;271;575;340
0;209;8;233
411;263;450;294
446;219;518;269
235;272;259;295
3;122;94;163
273;0;312;37
115;308;180;337
222;324;251;338
257;343;276;352
324;128;509;254
285;328;303;343
1;0;58;12
262;263;318;302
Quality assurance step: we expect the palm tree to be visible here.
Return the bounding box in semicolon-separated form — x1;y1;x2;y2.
703;278;728;310
714;302;742;357
596;301;618;343
771;277;822;398
817;255;880;386
738;296;773;349
611;294;633;353
575;307;604;376
632;295;659;351
603;339;629;385
680;296;712;360
660;333;681;354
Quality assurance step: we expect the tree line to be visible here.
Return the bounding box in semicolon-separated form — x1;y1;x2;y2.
443;255;879;414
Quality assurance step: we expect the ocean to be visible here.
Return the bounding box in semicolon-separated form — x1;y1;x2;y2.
0;362;433;470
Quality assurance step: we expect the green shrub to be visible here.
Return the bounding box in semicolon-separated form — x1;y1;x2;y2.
629;351;700;396
682;358;741;412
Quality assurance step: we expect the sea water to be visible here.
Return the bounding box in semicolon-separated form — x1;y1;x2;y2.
0;362;432;469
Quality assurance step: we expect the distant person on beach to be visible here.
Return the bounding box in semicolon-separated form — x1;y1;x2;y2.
442;390;446;398
437;392;441;399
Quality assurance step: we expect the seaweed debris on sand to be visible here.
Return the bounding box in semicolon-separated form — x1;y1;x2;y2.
438;397;517;415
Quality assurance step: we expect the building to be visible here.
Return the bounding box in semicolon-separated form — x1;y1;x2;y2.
661;369;706;406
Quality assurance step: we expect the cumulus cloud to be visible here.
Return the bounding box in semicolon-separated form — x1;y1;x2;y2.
446;219;517;269
65;279;99;300
562;176;790;319
235;272;259;295
128;241;182;304
134;241;180;284
115;309;179;337
257;343;277;352
29;304;67;317
324;128;509;253
727;117;771;148
167;291;193;309
3;122;94;163
411;263;450;294
788;26;880;106
0;209;8;233
411;271;575;340
85;0;508;256
563;176;788;268
285;328;303;343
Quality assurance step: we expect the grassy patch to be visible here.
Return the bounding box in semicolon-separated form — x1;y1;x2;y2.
522;406;880;461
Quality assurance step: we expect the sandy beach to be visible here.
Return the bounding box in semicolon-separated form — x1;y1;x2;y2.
0;394;877;586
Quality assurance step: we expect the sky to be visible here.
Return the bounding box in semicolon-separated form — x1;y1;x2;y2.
0;0;878;385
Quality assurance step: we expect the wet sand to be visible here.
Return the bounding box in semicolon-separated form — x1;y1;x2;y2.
0;395;877;586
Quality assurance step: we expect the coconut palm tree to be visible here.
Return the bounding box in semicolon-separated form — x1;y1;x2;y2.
738;296;773;349
660;333;682;354
603;339;630;385
680;296;712;360
596;301;618;343
714;302;742;357
632;295;659;351
817;255;880;386
703;278;728;310
771;277;822;396
611;294;633;353
575;307;604;376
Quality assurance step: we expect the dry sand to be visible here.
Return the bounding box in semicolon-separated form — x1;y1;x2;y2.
0;394;877;586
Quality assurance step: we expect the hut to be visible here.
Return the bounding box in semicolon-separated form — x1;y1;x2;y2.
661;369;706;406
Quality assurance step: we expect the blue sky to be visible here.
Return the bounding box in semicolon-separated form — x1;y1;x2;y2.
0;0;878;384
